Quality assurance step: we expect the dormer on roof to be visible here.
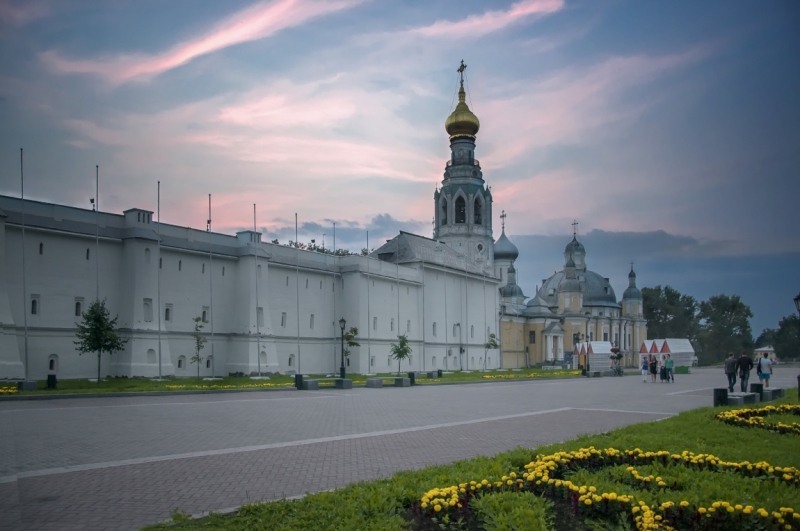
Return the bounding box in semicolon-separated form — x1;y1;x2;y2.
236;230;262;244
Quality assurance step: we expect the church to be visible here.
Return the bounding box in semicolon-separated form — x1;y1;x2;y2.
0;65;646;380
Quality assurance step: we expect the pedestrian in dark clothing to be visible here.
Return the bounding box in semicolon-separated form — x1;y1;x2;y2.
723;352;737;392
737;351;753;393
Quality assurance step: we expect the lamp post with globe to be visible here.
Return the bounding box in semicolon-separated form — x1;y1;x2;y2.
794;292;799;399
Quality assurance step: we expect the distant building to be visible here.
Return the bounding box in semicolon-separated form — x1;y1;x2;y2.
639;339;695;368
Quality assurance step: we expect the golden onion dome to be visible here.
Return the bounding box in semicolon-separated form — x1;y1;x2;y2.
445;83;480;139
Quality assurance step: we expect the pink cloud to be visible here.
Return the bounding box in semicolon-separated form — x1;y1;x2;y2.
40;0;361;84
411;0;564;38
0;0;49;26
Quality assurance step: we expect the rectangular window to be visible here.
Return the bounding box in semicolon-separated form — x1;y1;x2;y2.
309;314;315;330
390;318;394;332
603;332;608;342
373;317;377;331
143;298;153;322
202;306;209;323
257;307;264;327
614;333;618;345
589;332;594;341
281;312;287;327
564;295;571;309
529;331;536;344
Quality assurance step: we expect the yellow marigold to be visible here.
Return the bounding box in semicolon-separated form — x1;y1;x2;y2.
434;505;441;512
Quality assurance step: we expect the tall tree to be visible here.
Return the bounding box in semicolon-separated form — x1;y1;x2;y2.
390;334;412;375
759;314;799;360
642;285;700;340
697;294;753;364
190;316;208;378
342;327;360;358
74;299;127;381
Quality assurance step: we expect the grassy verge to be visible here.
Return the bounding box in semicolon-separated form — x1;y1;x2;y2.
1;368;585;396
142;390;799;531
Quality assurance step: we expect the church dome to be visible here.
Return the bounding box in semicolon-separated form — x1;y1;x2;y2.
564;237;585;255
623;285;642;300
524;295;553;316
494;229;519;261
445;83;480;139
500;282;525;298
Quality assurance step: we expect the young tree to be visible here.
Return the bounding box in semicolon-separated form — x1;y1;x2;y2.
342;326;360;358
642;285;700;341
190;316;208;378
74;299;127;382
390;334;412;375
484;333;499;371
697;294;753;364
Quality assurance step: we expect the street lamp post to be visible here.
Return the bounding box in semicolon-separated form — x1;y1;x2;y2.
339;317;346;379
794;292;800;399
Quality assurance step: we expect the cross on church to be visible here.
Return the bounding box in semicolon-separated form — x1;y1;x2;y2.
572;219;579;238
457;60;467;83
500;210;506;230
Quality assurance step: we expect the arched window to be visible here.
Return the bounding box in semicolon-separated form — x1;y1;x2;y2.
471;325;474;338
31;299;38;315
432;322;437;336
370;356;375;367
178;260;182;271
145;248;150;263
288;354;294;367
39;242;43;255
432;356;437;367
48;355;58;372
455;196;466;224
202;263;205;274
75;301;82;317
441;199;448;225
202;310;207;322
474;198;482;225
164;307;171;321
147;349;156;364
206;359;211;368
86;248;90;260
178;356;185;369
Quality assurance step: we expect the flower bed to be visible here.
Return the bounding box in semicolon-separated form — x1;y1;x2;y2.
715;404;800;436
0;386;18;395
481;370;582;380
164;382;295;391
416;447;799;530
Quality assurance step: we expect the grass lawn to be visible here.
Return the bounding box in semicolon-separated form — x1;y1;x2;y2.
142;390;799;531
1;368;585;396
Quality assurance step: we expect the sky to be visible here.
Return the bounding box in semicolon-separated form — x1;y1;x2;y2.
1;0;798;333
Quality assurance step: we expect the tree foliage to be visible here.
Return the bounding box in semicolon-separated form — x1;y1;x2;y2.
697;294;753;364
390;334;412;375
190;316;208;377
642;285;700;341
757;314;799;360
74;299;127;381
342;326;360;357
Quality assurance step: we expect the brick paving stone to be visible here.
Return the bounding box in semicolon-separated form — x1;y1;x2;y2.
1;367;796;531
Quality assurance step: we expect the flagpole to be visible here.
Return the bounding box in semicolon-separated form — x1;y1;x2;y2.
366;230;370;371
254;204;261;377
95;165;100;381
20;149;29;382
157;181;162;380
295;213;300;374
332;222;336;372
208;194;215;378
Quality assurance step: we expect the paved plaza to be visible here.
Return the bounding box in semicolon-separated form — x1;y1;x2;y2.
1;367;797;530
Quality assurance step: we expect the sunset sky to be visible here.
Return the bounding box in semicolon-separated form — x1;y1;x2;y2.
1;0;798;333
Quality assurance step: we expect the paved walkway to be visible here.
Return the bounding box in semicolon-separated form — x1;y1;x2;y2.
0;367;796;530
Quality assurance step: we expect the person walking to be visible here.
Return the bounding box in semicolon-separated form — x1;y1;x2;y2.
757;351;773;388
649;354;658;383
665;354;674;383
724;352;737;392
737;350;753;393
641;356;649;383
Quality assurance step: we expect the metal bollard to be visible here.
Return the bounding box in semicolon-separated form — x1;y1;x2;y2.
437;369;443;378
713;388;728;407
750;383;763;402
407;372;416;386
294;373;304;390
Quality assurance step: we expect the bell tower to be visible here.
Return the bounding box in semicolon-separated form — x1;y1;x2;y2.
433;61;494;267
